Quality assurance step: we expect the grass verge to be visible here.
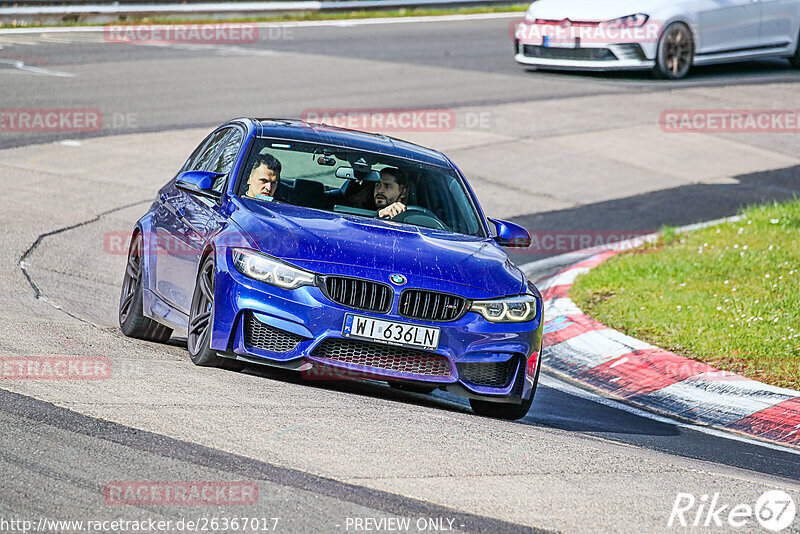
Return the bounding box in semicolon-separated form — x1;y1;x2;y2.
571;200;800;390
0;5;527;29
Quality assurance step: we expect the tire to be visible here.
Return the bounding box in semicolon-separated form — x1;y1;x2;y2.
653;22;694;80
187;256;244;371
469;357;541;420
388;381;437;395
790;31;800;68
119;233;173;343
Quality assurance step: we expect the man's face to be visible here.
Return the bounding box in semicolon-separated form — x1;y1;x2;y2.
246;164;279;198
374;174;404;209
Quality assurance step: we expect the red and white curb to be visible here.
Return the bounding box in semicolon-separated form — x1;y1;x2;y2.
531;240;800;449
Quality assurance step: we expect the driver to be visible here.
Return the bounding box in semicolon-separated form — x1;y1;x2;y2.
244;153;281;199
374;167;408;219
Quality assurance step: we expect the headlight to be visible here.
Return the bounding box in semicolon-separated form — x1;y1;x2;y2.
470;294;538;323
232;249;316;290
602;13;649;28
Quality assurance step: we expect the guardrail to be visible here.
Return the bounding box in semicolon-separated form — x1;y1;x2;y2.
0;0;522;25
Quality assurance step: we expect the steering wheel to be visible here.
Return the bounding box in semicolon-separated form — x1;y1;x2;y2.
390;206;448;230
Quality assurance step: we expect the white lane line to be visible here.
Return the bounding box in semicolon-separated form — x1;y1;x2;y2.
540;373;800;457
0;12;524;35
0;58;76;77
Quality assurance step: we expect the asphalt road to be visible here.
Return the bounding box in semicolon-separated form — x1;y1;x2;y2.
1;14;800;533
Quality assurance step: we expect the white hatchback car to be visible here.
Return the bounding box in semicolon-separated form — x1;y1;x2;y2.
514;0;800;79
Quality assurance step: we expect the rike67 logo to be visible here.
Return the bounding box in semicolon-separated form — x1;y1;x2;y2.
669;490;796;531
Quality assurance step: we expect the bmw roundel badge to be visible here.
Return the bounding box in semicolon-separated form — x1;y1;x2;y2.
390;274;407;286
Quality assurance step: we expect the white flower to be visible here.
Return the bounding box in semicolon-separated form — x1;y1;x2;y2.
770;218;780;224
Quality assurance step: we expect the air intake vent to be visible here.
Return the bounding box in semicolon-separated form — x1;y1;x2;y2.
399;290;467;322
458;359;518;388
311;338;452;377
522;44;616;61
244;312;305;353
321;276;393;313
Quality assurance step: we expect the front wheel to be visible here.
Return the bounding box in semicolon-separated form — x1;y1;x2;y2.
187;257;244;371
119;232;173;343
470;357;540;420
653;22;694;80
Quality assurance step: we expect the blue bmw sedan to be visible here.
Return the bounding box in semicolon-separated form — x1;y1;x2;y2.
119;118;543;420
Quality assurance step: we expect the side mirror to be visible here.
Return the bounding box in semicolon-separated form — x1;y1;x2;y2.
488;217;531;248
175;171;224;200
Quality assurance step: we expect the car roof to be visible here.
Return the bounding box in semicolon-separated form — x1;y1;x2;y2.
245;118;453;168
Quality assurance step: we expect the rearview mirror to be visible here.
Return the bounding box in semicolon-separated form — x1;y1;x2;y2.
175;171;224;200
335;167;380;182
488;217;531;248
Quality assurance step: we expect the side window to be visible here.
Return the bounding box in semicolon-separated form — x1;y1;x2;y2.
180;133;216;173
191;129;229;172
209;129;244;193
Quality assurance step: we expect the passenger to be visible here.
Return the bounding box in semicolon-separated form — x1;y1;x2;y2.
374;167;408;219
244;153;281;199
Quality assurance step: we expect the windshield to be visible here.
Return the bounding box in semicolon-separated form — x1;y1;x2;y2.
236;138;484;237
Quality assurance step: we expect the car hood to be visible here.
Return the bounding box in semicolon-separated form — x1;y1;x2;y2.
230;198;526;298
526;0;666;21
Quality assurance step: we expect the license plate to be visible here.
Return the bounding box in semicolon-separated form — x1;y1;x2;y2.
342;314;440;351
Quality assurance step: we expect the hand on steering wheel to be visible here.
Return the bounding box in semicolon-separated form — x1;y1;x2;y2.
389;206;448;230
378;202;407;219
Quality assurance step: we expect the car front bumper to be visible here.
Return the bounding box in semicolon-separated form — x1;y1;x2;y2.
210;251;543;404
514;41;656;71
